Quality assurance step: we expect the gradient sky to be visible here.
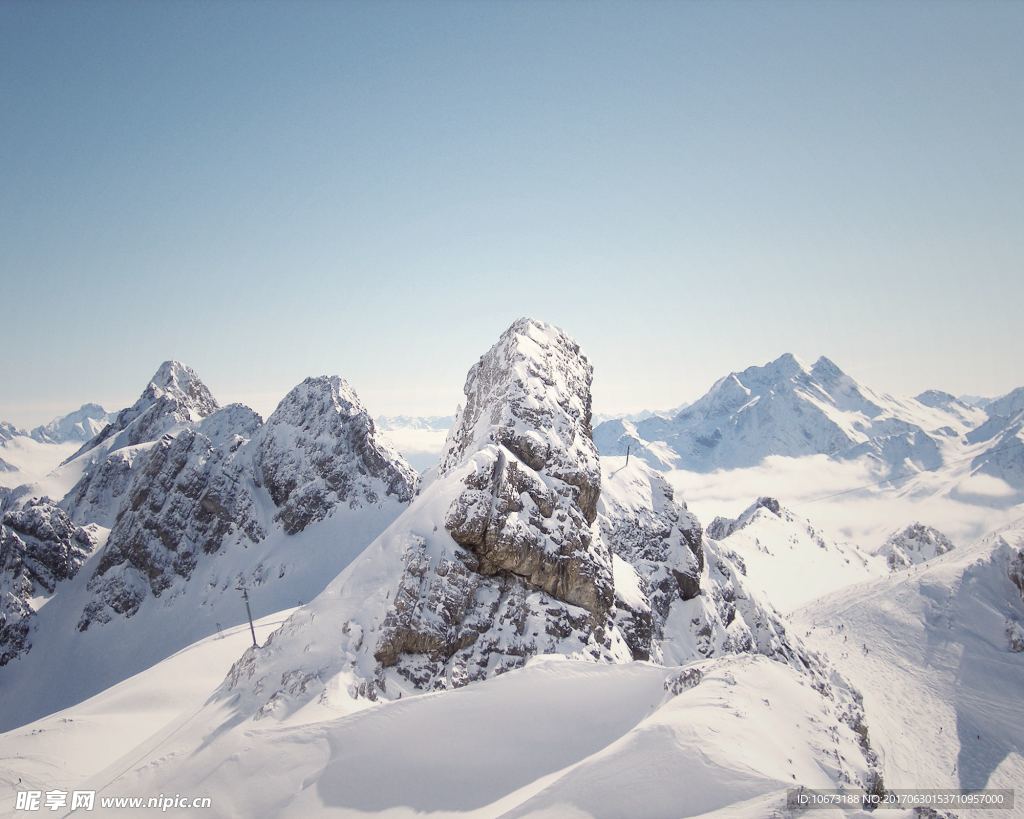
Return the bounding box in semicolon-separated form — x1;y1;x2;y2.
2;0;1022;427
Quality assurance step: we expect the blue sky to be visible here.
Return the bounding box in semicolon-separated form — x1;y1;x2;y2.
2;0;1022;426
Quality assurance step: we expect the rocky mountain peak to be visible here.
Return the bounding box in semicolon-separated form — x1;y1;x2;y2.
439;317;599;520
254;375;418;535
707;496;783;540
67;361;219;463
141;361;218;417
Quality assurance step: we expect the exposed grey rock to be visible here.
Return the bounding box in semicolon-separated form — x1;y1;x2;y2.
1009;547;1024;601
665;666;703;694
79;407;264;629
254;376;417;535
77;380;417;633
439;317;600;522
879;523;956;571
376;318;619;687
0;422;24;445
0;499;97;664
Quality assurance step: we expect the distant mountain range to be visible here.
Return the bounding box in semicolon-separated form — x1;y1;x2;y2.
593;354;1023;493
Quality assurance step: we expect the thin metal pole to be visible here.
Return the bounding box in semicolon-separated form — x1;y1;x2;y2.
625;444;630;467
242;587;257;648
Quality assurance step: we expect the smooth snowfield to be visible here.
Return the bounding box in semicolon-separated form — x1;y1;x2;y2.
6;652;885;818
0;608;295;819
795;522;1024;800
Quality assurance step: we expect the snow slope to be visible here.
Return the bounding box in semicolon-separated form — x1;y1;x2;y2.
795;520;1024;796
0;607;296;818
1;651;888;819
704;496;884;613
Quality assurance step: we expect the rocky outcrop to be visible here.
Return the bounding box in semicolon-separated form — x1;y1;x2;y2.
0;499;97;664
0;422;24;445
439;317;600;521
707;497;782;540
376;318;620;687
254;377;417;535
878;523;956;571
62;362;221;525
223;319;633;717
1009;547;1024;601
67;361;218;463
598;461;703;660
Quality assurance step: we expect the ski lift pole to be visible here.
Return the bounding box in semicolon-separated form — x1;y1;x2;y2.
240;585;258;648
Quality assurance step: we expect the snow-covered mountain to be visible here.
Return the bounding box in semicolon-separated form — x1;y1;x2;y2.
29;403;114;444
211;320;864;763
595;353;986;474
0;498;99;664
375;414;454;431
0;320;889;818
67;360;219;464
0;422;23;445
0;365;418;728
966;386;1024;491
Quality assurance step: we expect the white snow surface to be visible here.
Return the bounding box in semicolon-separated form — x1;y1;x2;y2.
0;651;887;819
795;520;1024;798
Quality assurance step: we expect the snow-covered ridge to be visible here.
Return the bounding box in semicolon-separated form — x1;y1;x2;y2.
29;403;115;444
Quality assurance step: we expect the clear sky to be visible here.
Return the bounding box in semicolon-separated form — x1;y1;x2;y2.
2;0;1022;427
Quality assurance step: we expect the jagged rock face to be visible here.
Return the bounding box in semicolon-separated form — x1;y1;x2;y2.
62;362;221;526
254;376;418;535
0;499;97;664
1009;547;1024;601
63;447;145;527
707;497;782;540
68;361;218;462
377;319;617;685
879;523;956;571
79;406;264;630
75;380;418;632
440;317;600;521
440;318;610;612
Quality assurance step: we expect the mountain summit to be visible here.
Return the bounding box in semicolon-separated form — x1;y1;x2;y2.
67;361;218;463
